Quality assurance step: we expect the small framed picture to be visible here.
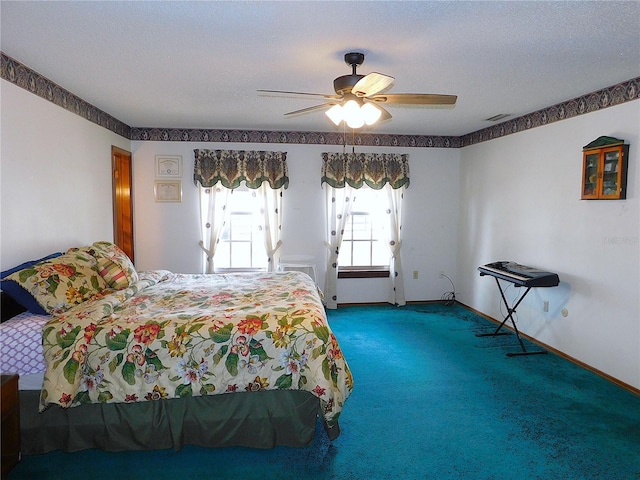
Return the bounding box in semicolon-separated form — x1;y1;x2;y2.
154;180;182;202
155;155;182;177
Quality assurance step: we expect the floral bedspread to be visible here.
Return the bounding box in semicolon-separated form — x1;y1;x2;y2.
40;271;353;428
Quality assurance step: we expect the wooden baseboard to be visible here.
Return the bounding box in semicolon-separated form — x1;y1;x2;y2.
457;301;640;397
336;300;447;308
333;300;639;397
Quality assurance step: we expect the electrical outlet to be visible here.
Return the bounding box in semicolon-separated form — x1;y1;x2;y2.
543;300;549;312
413;270;419;280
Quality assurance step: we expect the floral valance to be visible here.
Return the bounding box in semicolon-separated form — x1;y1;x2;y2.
194;149;289;189
321;153;409;190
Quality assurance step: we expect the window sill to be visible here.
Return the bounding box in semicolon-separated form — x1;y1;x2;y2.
213;268;266;274
338;268;390;279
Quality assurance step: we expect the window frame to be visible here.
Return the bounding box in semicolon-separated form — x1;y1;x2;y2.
210;187;268;272
337;186;390;279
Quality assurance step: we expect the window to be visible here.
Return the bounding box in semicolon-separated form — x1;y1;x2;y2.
338;187;390;277
203;186;267;271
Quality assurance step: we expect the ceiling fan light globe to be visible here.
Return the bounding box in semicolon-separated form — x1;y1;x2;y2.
342;100;360;117
361;103;382;125
343;100;364;128
325;104;344;126
346;116;365;129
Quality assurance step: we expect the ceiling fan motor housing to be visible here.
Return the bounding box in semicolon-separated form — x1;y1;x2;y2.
344;52;365;67
333;74;365;95
333;52;367;95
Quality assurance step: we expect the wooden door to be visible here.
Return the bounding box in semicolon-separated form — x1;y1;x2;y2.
112;146;135;263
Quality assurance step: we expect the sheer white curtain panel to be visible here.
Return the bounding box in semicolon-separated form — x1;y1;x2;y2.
384;184;406;306
199;185;231;274
323;183;355;309
258;183;284;272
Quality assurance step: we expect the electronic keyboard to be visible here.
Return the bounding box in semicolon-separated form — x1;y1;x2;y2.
478;261;559;287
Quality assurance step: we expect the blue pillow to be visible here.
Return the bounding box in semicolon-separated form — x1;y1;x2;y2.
1;252;63;314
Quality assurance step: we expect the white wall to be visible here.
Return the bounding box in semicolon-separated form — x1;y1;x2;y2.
0;80;130;268
457;100;640;389
130;141;461;304
3;75;638;390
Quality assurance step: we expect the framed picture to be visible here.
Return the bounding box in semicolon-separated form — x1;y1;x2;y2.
155;155;182;177
154;180;182;202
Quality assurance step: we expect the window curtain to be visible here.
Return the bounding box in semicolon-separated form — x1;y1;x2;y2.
258;182;283;272
321;152;409;309
198;185;230;274
384;185;406;306
194;150;288;273
324;183;355;309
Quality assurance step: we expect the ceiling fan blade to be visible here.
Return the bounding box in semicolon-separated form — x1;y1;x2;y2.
258;89;341;100
368;93;457;105
352;72;395;97
377;104;392;122
284;103;337;116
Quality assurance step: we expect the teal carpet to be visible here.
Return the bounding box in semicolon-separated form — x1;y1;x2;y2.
8;303;640;479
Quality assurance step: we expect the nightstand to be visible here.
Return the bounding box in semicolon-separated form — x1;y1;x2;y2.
1;374;20;479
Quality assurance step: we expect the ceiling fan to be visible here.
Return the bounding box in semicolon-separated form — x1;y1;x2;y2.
258;52;457;129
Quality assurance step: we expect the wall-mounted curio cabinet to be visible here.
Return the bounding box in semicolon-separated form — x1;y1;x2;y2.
582;136;629;200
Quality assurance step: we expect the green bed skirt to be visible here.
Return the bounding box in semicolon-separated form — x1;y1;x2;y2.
20;389;335;454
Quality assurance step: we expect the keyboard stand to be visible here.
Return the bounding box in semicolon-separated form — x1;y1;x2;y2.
475;277;547;357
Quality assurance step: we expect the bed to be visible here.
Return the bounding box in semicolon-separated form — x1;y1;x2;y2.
0;242;353;454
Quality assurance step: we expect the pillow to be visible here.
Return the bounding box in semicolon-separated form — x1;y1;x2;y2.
96;257;131;289
5;250;108;315
85;241;138;289
0;252;63;315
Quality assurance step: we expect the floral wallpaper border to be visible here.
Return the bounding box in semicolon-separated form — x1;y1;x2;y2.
1;53;131;139
461;78;639;147
2;52;638;148
129;127;461;148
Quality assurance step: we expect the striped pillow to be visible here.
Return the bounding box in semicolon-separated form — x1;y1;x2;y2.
97;257;130;290
79;241;138;288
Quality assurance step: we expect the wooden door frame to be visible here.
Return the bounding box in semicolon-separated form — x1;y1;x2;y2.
111;146;134;263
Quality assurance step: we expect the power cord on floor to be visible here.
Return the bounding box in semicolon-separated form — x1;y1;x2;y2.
440;273;456;305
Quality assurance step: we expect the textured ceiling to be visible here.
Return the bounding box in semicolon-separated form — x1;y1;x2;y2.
1;1;639;137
